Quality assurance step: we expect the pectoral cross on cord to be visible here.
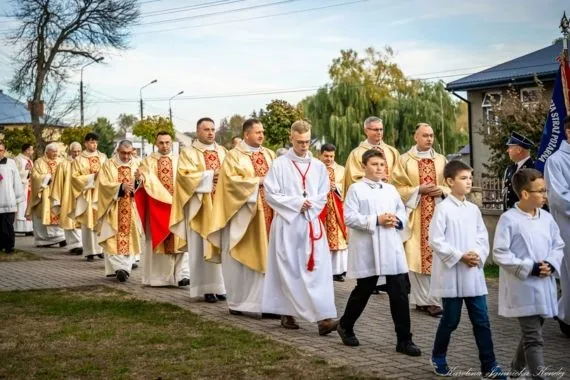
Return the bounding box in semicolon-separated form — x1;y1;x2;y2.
291;160;322;272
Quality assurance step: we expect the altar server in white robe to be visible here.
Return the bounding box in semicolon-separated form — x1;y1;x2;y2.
545;116;570;338
13;143;34;235
494;168;564;379
428;160;504;378
337;149;421;356
0;142;24;253
262;120;337;336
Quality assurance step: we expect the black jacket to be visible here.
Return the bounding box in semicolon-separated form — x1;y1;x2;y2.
502;158;535;210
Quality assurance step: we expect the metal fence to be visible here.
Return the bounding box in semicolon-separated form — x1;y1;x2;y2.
473;175;503;211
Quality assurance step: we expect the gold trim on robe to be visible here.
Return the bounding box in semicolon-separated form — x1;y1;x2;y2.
27;156;62;225
96;157;142;255
324;163;347;251
207;142;276;273
394;148;450;274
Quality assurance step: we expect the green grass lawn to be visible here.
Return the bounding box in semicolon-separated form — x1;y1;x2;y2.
0;287;373;380
484;264;500;279
0;250;43;262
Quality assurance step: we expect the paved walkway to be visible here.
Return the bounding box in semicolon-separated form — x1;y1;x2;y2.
1;236;569;380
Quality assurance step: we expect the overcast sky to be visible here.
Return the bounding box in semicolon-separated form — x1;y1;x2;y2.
0;0;567;132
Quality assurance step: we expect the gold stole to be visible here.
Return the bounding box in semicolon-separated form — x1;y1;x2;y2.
46;159;60;225
88;156;101;174
117;166;132;255
250;152;273;238
418;159;436;273
157;156;175;254
203;150;221;199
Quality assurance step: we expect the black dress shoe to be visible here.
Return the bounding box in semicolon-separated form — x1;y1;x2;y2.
86;255;95;262
559;319;570;338
229;309;243;316
215;294;226;301
96;253;104;259
333;274;345;282
204;294;217;303
131;262;138;270
116;270;129;283
25;232;34;236
59;240;67;248
261;313;281;319
5;248;14;254
178;278;190;287
337;323;359;346
396;341;421;356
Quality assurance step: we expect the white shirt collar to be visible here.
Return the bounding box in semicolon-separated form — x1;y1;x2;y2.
242;141;261;152
362;177;383;189
514;203;541;219
516;156;531;170
413;145;435;158
448;194;468;207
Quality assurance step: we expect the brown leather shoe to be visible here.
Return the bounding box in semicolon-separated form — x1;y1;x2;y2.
318;318;338;336
426;305;443;317
280;315;299;330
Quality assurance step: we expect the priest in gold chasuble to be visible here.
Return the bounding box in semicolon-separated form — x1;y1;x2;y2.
27;143;66;247
50;142;83;254
207;119;276;316
136;132;190;287
393;123;450;317
343;116;408;191
71;132;107;261
318;144;348;282
169;117;226;302
96;140;142;282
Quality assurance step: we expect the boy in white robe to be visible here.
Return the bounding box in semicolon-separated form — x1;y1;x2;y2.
0;142;24;253
494;169;564;379
428;160;506;379
263;120;337;336
544;116;570;338
337;149;421;357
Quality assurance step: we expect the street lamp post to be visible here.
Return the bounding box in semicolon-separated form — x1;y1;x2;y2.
169;90;184;125
139;79;158;155
80;57;104;126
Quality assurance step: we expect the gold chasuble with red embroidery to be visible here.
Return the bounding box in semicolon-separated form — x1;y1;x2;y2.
169;141;227;256
96;156;142;255
393;148;450;274
28;156;62;225
70;151;107;229
319;163;347;251
343;140;409;191
207;142;276;273
135;153;184;254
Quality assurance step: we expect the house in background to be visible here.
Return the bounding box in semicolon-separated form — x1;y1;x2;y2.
0;89;68;150
446;40;561;176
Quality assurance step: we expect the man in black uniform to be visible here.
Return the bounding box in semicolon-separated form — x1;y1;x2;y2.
502;131;535;210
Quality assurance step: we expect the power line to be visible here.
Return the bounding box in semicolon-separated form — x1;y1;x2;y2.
140;0;245;19
137;0;370;34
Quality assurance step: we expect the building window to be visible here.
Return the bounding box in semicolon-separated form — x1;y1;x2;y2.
520;87;539;109
482;92;501;134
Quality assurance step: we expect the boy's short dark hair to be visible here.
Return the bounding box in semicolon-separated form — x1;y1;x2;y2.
21;143;32;152
320;143;336;154
362;149;385;165
512;168;543;198
84;132;99;142
443;160;472;180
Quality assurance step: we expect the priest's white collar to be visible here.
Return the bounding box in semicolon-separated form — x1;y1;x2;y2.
362;177;383;189
83;150;100;157
286;149;311;163
362;139;383;149
242;141;261;152
447;194;468;207
412;145;434;158
113;155;133;166
514;203;541;219
193;140;217;150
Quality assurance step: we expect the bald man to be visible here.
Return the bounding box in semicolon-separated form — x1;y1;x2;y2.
393;123;450;317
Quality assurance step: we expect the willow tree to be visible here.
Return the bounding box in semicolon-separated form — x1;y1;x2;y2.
303;47;467;163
